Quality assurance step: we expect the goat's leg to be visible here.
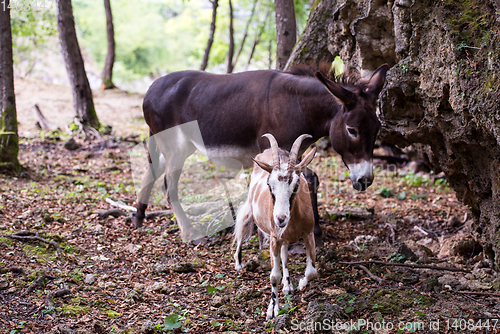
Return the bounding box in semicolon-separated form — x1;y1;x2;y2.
303;168;322;238
267;237;281;320
233;201;252;271
298;232;318;291
281;243;293;295
132;136;165;228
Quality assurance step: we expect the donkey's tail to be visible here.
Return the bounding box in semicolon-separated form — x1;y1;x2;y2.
232;200;254;247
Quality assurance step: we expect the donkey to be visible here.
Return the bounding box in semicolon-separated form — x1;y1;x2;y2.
233;133;317;319
132;63;388;239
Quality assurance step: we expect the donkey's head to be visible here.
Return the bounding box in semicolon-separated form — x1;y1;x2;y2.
315;64;388;191
253;134;316;229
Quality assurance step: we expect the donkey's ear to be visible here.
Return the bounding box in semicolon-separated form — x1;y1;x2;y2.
252;158;274;174
366;64;389;96
315;72;356;108
295;147;317;172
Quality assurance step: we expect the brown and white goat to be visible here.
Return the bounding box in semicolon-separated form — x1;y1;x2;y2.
233;133;318;320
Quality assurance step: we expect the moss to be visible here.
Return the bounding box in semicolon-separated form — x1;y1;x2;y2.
101;309;121;318
56;304;91;317
0;237;13;246
23;244;57;263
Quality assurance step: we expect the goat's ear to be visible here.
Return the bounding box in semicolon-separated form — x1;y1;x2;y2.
315;71;356;108
294;147;316;172
366;64;389;96
252;158;274;173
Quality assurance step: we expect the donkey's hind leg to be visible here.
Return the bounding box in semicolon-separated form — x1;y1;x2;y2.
298;232;318;291
303;168;322;239
133;135;165;228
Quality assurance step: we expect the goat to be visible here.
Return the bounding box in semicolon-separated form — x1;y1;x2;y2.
233;133;318;320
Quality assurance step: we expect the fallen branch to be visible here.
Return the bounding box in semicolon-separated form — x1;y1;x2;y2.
46;288;71;309
0;231;62;257
23;273;54;296
386;223;396;244
457;291;500;297
97;208;127;219
357;264;383;284
339;260;468;273
33;104;60;131
105;198;137;212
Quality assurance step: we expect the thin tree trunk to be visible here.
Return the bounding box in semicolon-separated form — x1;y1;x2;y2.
101;0;115;89
56;0;100;130
274;0;297;70
200;0;218;71
232;0;259;70
0;0;20;172
244;5;270;71
226;0;235;73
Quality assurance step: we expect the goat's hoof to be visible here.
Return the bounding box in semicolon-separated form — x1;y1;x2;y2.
283;286;293;295
298;278;308;291
235;264;243;271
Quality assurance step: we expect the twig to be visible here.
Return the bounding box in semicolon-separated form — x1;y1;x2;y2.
105;198;137;212
357;264;383;284
457;291;500;297
386;223;396;244
46;288;71;309
97;208;127;219
0;231;62;257
413;225;429;235
339;260;468;273
459;292;486;305
23;273;54;296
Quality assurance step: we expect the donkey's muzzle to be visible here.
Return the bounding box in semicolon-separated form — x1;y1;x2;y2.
352;176;373;191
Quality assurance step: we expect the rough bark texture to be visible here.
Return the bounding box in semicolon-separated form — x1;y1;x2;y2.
226;0;235;73
274;0;297;70
101;0;115;89
288;0;500;267
56;0;100;129
200;0;218;71
0;0;20;172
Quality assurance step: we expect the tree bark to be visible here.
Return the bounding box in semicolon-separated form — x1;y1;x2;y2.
232;0;259;70
226;0;235;73
288;0;500;267
56;0;100;129
274;0;297;70
101;0;115;89
200;0;218;71
0;0;20;172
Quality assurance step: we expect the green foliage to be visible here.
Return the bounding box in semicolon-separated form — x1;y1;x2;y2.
378;185;393;198
388;252;406;263
163;313;182;330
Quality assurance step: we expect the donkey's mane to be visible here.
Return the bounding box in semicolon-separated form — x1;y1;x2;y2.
287;62;367;89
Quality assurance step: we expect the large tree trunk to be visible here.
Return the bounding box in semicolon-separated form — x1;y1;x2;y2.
56;0;100;129
0;0;20;172
274;0;297;70
288;0;500;267
226;0;235;73
101;0;115;89
200;0;218;71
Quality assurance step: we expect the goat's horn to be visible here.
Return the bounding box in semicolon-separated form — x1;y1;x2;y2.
262;133;280;169
288;134;312;168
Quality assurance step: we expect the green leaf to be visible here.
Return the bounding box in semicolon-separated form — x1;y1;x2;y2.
163;314;182;330
397;191;406;200
345;306;354;314
211;320;221;327
206;285;217;294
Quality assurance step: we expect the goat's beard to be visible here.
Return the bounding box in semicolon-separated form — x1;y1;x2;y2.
276;223;287;240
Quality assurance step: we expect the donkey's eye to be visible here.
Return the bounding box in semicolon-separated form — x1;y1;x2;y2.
347;127;358;138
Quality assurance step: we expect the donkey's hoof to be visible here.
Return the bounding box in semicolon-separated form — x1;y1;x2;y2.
131;214;144;228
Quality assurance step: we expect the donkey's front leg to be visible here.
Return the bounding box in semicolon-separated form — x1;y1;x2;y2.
298;232;318;291
267;237;281;320
281;243;293;295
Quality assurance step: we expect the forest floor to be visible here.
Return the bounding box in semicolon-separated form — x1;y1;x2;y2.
1;80;499;334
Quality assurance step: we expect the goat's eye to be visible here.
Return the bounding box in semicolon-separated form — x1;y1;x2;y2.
347;127;358;138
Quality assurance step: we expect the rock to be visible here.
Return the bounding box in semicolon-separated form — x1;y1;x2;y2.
306;300;346;329
171;262;195;273
126;290;144;305
437;233;482;259
146;281;168;293
275;314;291;331
98;281;116;289
235;286;262;300
397;243;418;262
155;263;169;274
405;240;435;263
216;304;238;317
438;274;459;289
0;277;9;290
84;274;95;285
211;295;225;307
134;283;145;291
421;276;440;293
64;138;81;151
244;259;259;272
140;320;156;334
